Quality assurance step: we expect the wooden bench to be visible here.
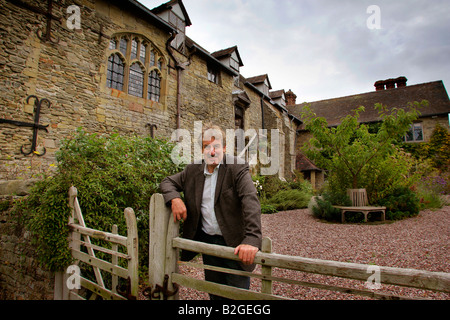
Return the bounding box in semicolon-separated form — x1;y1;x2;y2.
334;206;386;223
334;189;386;223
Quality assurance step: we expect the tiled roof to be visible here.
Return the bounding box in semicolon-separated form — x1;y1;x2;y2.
269;89;285;100
288;81;450;129
296;153;322;172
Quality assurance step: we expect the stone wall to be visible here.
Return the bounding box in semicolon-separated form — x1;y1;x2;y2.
0;0;176;180
0;186;55;300
420;115;449;143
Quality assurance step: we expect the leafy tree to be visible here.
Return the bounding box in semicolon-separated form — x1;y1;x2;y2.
301;101;427;191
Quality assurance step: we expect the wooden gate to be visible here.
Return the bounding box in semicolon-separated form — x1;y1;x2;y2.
148;193;450;300
54;186;139;300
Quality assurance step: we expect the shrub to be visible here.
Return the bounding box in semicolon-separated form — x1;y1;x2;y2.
260;175;290;199
268;189;311;211
377;187;420;220
253;172;313;213
260;202;277;214
311;193;342;222
15;129;184;273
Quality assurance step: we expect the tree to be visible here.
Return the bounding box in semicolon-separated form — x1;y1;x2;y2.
301;101;427;190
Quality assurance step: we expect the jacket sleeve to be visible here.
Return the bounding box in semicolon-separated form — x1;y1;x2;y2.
234;164;262;250
159;168;186;205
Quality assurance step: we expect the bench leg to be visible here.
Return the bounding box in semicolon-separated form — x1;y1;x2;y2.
362;211;368;222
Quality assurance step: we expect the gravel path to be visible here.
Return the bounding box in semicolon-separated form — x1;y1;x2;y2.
178;206;450;300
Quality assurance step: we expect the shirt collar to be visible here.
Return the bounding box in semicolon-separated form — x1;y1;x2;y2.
204;163;221;176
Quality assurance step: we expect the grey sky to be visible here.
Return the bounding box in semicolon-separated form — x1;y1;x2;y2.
139;0;450;102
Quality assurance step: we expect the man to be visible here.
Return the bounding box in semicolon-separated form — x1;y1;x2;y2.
160;124;262;299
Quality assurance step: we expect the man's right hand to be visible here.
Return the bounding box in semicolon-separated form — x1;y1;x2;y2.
171;198;187;222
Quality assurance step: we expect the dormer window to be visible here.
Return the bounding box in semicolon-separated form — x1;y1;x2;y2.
169;11;185;31
151;0;192;54
246;74;272;97
230;55;240;72
168;11;186;52
211;46;244;74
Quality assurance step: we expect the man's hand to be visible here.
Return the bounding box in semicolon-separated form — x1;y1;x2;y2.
234;244;259;265
171;198;187;222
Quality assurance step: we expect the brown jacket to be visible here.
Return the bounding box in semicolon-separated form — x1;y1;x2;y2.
159;155;262;271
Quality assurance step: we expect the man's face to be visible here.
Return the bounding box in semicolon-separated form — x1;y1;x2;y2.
202;137;225;167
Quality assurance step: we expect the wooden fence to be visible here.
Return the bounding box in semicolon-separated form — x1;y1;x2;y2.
148;193;450;300
54;186;139;300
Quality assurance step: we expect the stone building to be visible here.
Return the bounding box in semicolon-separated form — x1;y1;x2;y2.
0;0;304;299
287;77;450;159
0;0;301;182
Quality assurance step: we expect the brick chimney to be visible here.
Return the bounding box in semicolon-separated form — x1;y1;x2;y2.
374;76;408;91
285;89;297;106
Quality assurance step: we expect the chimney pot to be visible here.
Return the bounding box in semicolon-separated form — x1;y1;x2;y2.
374;80;385;91
396;76;408;88
385;78;396;89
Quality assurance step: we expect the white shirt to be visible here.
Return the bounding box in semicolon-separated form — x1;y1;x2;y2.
201;163;222;236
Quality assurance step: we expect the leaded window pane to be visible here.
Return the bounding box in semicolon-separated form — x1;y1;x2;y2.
128;63;144;97
131;39;138;60
140;44;146;63
106;53;124;91
148;70;161;102
119;38;128;55
150;51;155;66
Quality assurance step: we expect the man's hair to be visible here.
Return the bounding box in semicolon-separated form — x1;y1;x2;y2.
197;123;226;147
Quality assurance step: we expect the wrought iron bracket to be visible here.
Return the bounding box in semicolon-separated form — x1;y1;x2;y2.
6;0;61;44
116;277;137;300
0;95;51;156
146;123;158;138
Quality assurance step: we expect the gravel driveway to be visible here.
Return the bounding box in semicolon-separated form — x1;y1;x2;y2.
178;205;449;300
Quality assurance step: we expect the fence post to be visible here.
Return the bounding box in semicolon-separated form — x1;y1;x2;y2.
261;237;273;294
149;193;172;300
111;224;118;294
165;207;180;300
125;207;139;298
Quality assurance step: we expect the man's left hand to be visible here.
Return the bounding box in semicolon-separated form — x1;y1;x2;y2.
234;244;259;265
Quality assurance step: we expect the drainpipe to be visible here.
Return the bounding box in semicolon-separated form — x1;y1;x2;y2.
166;32;182;131
260;96;265;130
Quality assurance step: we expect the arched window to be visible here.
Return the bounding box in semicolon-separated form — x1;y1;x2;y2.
106;53;124;91
106;33;164;102
148;70;161;102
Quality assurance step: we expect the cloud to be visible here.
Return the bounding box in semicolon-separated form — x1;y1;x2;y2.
139;0;450;102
